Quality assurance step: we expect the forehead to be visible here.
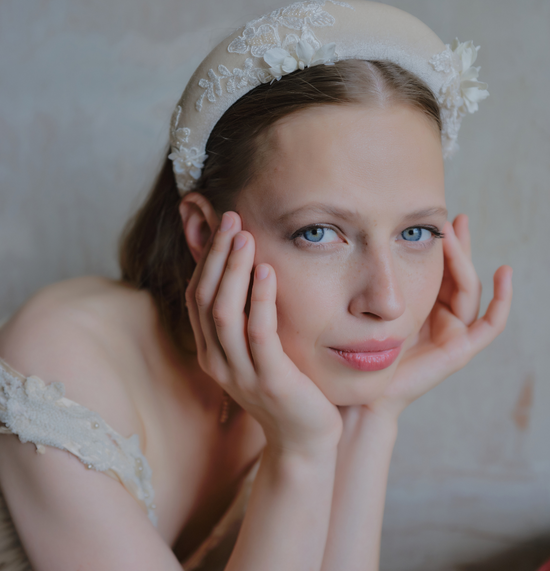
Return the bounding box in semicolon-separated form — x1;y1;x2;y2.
242;104;445;217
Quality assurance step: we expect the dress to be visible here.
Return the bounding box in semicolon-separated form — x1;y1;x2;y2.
0;355;260;571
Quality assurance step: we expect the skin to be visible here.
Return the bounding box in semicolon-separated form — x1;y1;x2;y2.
235;103;446;406
0;102;512;571
179;102;513;570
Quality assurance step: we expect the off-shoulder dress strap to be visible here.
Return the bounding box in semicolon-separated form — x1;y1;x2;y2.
0;356;157;526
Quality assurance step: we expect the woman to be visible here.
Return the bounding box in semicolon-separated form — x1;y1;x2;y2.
0;1;512;570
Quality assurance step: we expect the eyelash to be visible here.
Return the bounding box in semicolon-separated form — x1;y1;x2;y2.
291;224;445;249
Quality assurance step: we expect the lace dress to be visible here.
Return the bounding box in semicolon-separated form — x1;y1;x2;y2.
0;355;260;571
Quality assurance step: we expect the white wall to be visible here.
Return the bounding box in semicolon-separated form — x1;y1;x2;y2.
1;1;548;569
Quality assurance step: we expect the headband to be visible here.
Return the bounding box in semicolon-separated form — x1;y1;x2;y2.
169;0;489;195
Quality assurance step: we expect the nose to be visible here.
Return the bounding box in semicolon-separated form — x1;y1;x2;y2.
348;244;406;322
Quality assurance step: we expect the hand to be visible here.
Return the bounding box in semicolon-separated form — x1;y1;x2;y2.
364;213;513;419
185;211;343;457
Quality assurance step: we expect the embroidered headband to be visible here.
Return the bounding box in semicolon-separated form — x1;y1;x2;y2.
169;0;489;196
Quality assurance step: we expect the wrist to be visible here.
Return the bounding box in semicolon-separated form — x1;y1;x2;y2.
359;407;399;441
362;397;406;425
339;405;399;448
263;441;339;472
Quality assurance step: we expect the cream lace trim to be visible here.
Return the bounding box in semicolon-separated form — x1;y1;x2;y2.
0;357;157;527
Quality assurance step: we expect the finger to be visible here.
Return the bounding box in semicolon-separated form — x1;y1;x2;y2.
247;263;286;379
453;214;471;258
212;231;257;378
185;231;216;356
467;265;513;351
442;220;482;325
192;212;242;368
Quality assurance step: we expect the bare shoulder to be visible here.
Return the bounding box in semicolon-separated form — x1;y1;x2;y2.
0;275;153;442
0;275;186;569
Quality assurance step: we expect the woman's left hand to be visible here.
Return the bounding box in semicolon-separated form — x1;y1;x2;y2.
365;213;513;419
320;214;513;571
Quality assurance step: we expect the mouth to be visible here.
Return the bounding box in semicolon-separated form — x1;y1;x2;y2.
328;339;404;372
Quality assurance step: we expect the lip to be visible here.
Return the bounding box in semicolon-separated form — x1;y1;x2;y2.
328;338;404;372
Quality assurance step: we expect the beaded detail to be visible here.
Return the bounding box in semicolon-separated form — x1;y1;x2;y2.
168;0;489;195
170;0;353;193
430;39;489;158
0;357;157;527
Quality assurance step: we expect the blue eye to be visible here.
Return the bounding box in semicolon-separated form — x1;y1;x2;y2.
303;227;326;242
401;227;432;242
298;226;340;245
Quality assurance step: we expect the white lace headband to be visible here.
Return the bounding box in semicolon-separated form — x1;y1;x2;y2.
169;0;489;196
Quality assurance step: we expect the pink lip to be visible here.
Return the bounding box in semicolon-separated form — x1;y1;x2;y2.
328;338;404;372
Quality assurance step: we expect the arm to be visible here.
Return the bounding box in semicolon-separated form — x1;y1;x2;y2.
0;303;187;571
182;208;344;571
320;215;513;571
225;445;338;571
320;408;397;571
0;432;185;571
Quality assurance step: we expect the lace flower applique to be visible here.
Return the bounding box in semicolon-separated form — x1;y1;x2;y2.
264;40;337;80
430;37;489;157
170;1;355;192
168;122;208;188
0;362;158;527
450;38;489;114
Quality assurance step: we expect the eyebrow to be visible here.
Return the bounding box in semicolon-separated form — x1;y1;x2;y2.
275;203;448;224
402;207;448;222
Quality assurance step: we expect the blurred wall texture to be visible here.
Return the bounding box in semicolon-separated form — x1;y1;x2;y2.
0;1;548;569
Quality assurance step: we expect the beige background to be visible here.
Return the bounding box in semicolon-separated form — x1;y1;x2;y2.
1;0;548;569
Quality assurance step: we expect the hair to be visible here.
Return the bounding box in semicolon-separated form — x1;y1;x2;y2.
118;59;442;353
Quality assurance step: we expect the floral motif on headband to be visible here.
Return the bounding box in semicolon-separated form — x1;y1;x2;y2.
194;0;353;111
263;40;337;80
430;38;489;157
227;0;352;57
430;38;489;115
175;0;354;191
451;38;489;113
168;119;208;187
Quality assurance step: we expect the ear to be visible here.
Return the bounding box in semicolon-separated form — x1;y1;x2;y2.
179;192;221;264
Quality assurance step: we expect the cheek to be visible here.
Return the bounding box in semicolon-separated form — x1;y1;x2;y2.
253;242;343;363
276;262;339;357
402;247;444;326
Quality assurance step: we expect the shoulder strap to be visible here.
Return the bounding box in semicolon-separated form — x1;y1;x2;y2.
0;357;157;527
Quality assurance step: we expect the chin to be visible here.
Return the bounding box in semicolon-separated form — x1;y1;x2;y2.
316;368;395;407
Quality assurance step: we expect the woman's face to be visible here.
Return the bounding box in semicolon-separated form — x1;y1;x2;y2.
235;103;446;406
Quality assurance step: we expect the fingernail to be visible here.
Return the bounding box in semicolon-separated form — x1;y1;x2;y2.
256;265;269;280
233;233;247;251
220;212;233;232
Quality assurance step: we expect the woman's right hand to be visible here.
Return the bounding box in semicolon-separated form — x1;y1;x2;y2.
185;210;343;458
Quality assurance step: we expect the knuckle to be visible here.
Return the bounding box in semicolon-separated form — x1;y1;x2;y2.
225;254;242;272
195;285;211;308
210;234;227;254
251;289;271;303
185;285;195;304
248;323;269;346
212;301;232;328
